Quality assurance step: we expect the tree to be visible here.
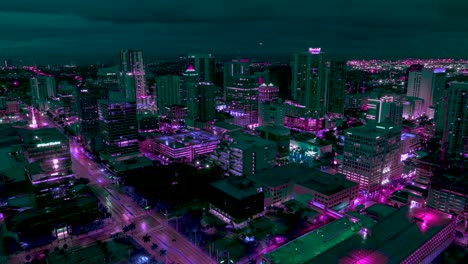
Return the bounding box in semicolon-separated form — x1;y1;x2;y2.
159;249;167;257
63;244;68;250
151;243;158;250
142;234;151;243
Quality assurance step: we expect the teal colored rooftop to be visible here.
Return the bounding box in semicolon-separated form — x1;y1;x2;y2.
263;217;357;264
211;177;259;200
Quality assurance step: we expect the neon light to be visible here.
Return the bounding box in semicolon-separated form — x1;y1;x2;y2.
433;68;446;73
37;141;61;148
308;47;321;54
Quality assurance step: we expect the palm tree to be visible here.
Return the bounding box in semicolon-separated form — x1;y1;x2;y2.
142;234;151;243
159;249;167;257
151;243;158;250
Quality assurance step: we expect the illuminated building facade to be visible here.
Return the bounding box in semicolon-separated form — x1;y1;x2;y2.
22;128;73;208
188;54;216;83
283;101;323;132
225;76;259;127
406;68;446;118
98;90;140;162
341;123;402;193
291;48;325;113
140;131;219;164
258;100;285;127
366;94;403;127
119;49;148;109
258;83;279;103
97;66;119;87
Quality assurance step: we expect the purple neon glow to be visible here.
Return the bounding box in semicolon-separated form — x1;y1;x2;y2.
433;68;446;73
308;47;321;54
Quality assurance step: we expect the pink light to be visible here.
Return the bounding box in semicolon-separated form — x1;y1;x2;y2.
308;47;321;54
187;65;195;71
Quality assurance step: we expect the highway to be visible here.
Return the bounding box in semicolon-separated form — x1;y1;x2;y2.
71;142;216;264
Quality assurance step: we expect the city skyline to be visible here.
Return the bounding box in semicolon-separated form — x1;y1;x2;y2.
1;0;467;64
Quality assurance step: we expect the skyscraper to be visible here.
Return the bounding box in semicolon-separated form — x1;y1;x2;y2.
156;75;181;116
224;59;251;96
406;68;446;118
258;83;280;103
30;76;56;110
188;54;216;83
366;94;403;126
327;58;347;115
437;82;468;159
98;89;139;162
340;123;402;193
225;75;259;127
119;50;147;107
291;48;324;112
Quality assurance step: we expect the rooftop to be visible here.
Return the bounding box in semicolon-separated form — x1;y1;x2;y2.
150;130;219;149
211;177;259;200
250;164;357;195
345;123;401;138
309;206;454;264
263;217;357;264
256;125;291;135
21;127;68;146
227;131;275;151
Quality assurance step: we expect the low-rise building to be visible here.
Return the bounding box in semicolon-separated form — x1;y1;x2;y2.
249;164;358;209
140;131;219;164
256;125;290;163
209;177;264;229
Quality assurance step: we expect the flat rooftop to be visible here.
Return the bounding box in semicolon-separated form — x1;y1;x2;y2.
150;130;219;149
263;217;357;263
309;206;454;264
20;127;68;146
227;131;275;151
211;178;259;200
345;123;401;137
256;125;291;135
250;164;357;195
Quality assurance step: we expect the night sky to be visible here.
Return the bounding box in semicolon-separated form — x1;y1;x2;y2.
1;0;467;63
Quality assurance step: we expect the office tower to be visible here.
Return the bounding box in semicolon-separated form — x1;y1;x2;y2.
366;94;403;126
186;81;216;124
291;48;324;112
225;76;259;127
258;83;280;103
406;68;446;118
224;59;251;92
188;54;216;82
76;84;108;154
98;89;139;162
427;171;468;218
119;49;147;106
97;66;119;87
30;76;56;109
327;58;347;115
22;128;73;208
180;65;200;106
437;82;468;159
340;123;402;193
156;75;181;116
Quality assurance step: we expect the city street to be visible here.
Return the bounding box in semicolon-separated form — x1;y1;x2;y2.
71;142;215;264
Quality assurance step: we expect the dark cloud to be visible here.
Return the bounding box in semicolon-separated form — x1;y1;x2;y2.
0;0;467;62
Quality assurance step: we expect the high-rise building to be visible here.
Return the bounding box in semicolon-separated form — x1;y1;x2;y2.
291;48;324;112
188;54;216;83
340;123;402;193
119;50;147;107
76;84;108;154
366;94;403;126
156;75;181;116
21;128;73;208
437;82;468;159
406;68;446;118
180;65;200;106
327;58;347;115
225;76;259;127
30;76;56;110
258;83;280;103
223;59;251;96
98;89;139;163
97;66;119;87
